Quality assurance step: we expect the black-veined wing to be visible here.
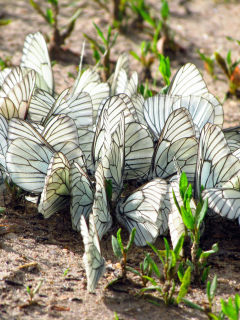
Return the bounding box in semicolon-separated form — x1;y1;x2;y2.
131;93;146;126
116;178;167;246
116;69;138;98
93;162;112;240
20;31;54;94
6;137;54;193
38;152;70;218
124;121;154;180
80;214;105;293
0;115;8;171
0;67;36;119
194;123;240;199
71;68;101;97
108;52;129;95
168;175;196;251
0;68;12;87
223;125;240;153
150;108;198;183
102;114;125;200
172;96;216;137
143;94;179;140
28;89;55;124
201;92;223;128
42;88;69;125
202;188;240;224
69;162;94;231
167;63;208;97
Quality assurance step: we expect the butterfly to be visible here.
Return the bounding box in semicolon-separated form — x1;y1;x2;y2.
116;178;167;246
80;214;105;293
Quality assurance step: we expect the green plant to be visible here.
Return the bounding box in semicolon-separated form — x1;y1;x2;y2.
0;56;12;71
215;50;240;95
221;294;240;320
83;23;118;81
197;50;215;76
139;235;191;306
29;0;81;62
26;279;44;305
63;268;69;277
158;53;171;87
126;253;152;286
130;41;155;80
111;228;136;282
139;81;153;98
0;19;11;26
173;172;218;284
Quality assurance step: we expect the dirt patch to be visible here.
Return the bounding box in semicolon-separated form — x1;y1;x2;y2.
0;0;240;319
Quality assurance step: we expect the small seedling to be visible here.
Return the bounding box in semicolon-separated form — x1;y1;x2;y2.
221;294;240;320
83;23;118;81
173;172;218;284
130;41;155;79
126;253;152;286
111;228;136;282
29;0;81;62
26;279;44;305
197;49;215;76
139;81;153;98
158;53;171;87
139;234;191;306
215;50;240;95
63;268;69;277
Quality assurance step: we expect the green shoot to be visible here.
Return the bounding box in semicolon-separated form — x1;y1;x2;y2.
63;268;69;277
139;235;191;306
26;279;44;305
221;294;240;320
111;228;136;282
215;51;240;95
197;49;215;76
126;253;152;286
173;172;218;284
158;53;171;86
84;23;118;81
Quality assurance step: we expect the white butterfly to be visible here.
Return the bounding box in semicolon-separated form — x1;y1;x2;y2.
38;152;70;218
20;31;54;95
69;162;94;231
150;108;198;184
0;67;36;119
81;214;105;293
93;162;112;240
108;52;129;96
116;178;167;246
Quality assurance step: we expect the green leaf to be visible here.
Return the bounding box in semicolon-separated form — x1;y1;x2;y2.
26;286;31;295
177;267;191;303
221;297;239;320
200;243;218;261
117;229;124;252
173;233;185;257
130;50;141;61
112;235;123;261
126;266;141;276
0;19;11;26
181;298;205;311
143;254;150;272
140;285;163;294
46;8;54;24
181;206;195;231
126;228;136;252
179;172;188;200
178;262;185;282
161;0;169;19
107;26;111;43
110;32;118;48
164;237;169;261
226;50;232;68
147;242;164;264
142;276;158;286
197;198;208;229
207;280;211;302
114;311;119;320
226;36;240;46
93;22;107;46
63;268;69;277
208;313;221;320
185;184;193;202
210;274;217;301
201;266;211;284
105;179;113;202
145;253;161;278
186;259;194;270
139;9;155;27
235;294;240;314
172;189;181;214
0;207;5;213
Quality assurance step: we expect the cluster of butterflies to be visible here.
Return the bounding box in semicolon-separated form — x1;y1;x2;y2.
1;31;240;293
